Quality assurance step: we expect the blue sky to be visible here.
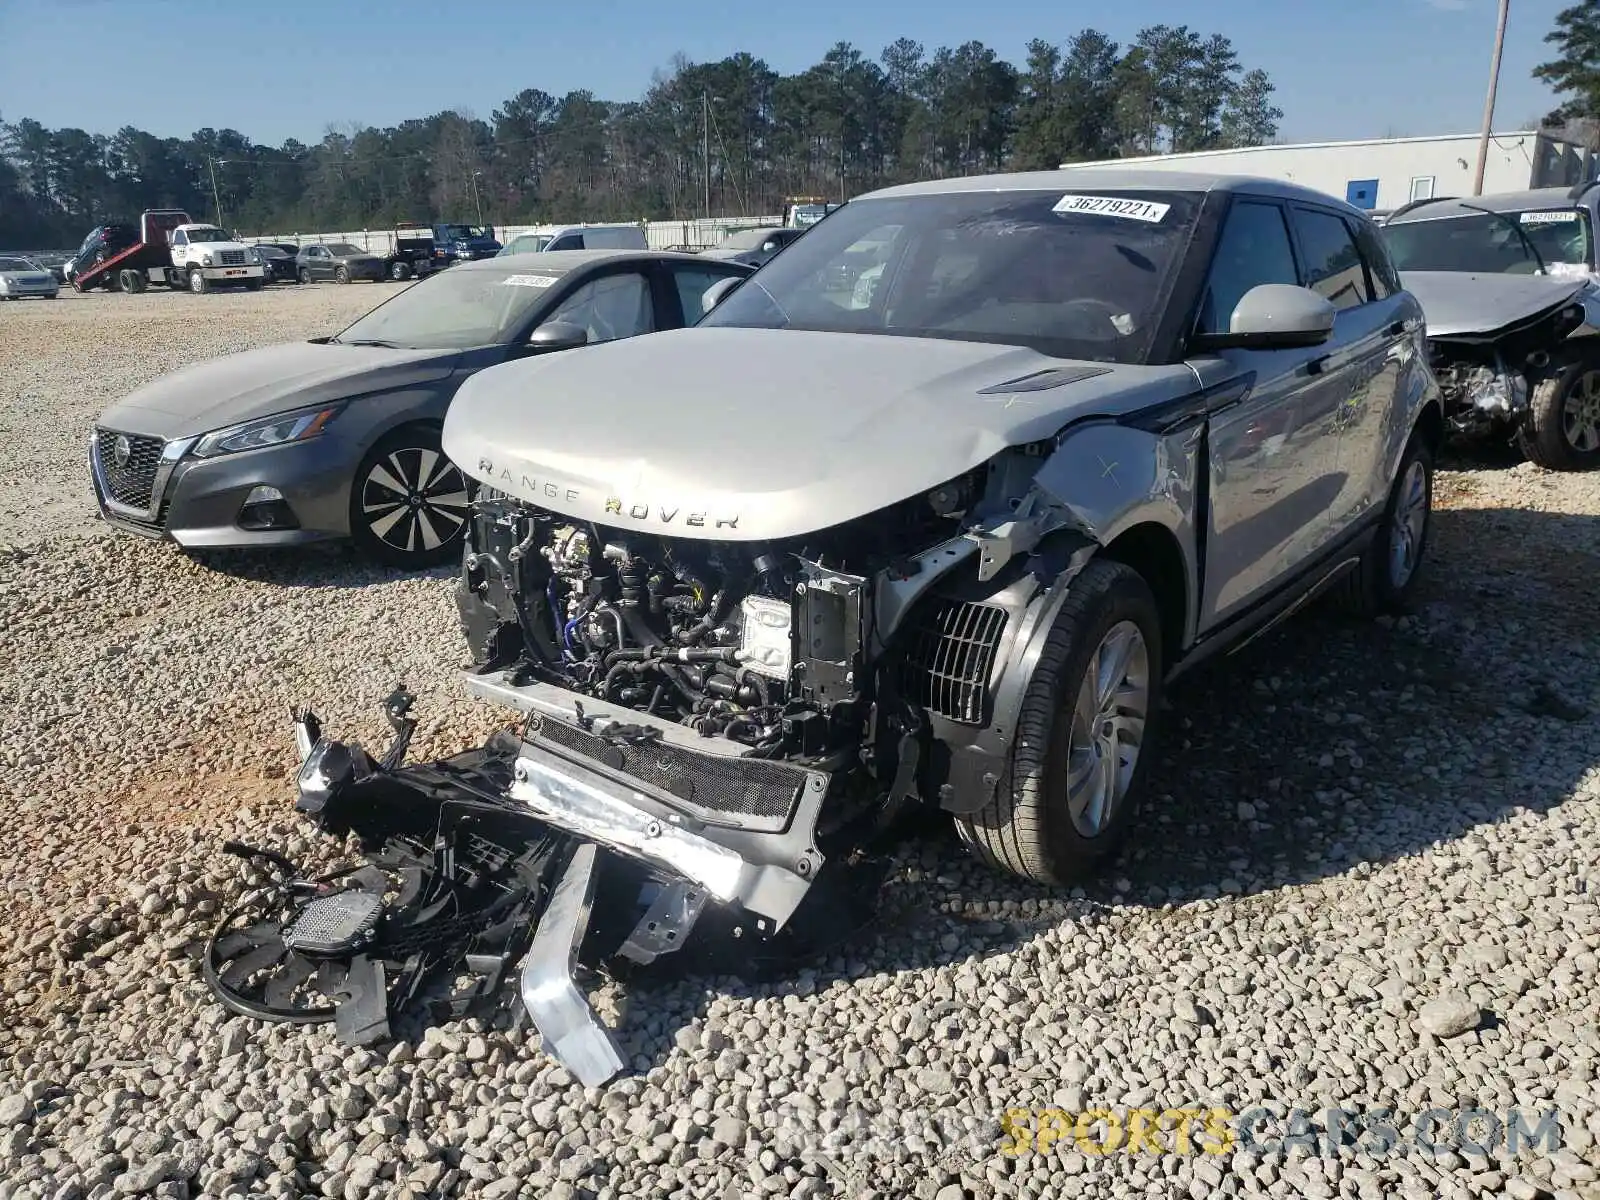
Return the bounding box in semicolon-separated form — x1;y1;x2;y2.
0;0;1571;146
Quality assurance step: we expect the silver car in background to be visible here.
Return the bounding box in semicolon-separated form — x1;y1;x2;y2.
0;256;60;300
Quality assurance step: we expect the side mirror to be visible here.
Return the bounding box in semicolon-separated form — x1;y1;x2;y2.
701;276;743;312
527;321;589;353
1195;284;1336;351
760;240;779;253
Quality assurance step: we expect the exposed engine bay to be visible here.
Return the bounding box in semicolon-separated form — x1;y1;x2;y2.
1425;297;1591;437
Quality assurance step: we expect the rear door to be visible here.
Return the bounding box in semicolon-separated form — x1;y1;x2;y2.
1287;204;1411;540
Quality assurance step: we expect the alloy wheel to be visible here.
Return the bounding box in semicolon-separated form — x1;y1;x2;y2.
359;446;469;558
1561;369;1600;454
1387;458;1429;590
1064;620;1150;838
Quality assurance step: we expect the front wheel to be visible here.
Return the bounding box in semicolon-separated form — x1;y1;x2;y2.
1519;363;1600;470
348;426;471;569
244;278;263;292
188;268;209;295
390;261;411;281
335;266;350;285
955;559;1164;886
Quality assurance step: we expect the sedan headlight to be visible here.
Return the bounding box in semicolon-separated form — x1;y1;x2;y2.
191;405;343;458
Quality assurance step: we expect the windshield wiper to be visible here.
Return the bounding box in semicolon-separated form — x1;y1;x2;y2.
1456;201;1548;275
338;338;403;348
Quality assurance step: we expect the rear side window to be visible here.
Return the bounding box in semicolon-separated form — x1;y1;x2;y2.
1197;200;1300;335
1350;218;1400;298
1296;208;1373;310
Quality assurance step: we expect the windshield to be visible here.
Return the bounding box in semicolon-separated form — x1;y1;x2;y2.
440;225;492;241
722;228;779;250
701;188;1201;364
326;243;364;256
332;265;569;349
1383;209;1594;276
0;257;39;272
186;227;232;244
504;234;552;254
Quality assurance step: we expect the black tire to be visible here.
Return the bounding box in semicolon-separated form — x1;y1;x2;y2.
335;266;350;285
188;268;209;295
1517;363;1600;471
119;269;137;294
244;278;263;292
1335;434;1434;618
298;267;312;285
348;426;471;569
954;559;1164;886
390;260;411;281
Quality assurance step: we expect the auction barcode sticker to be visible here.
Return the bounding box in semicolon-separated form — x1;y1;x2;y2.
1521;210;1580;224
1052;194;1171;223
502;273;559;287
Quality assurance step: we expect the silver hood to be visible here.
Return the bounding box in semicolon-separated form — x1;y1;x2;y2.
1401;270;1589;338
442;327;1197;541
96;341;460;440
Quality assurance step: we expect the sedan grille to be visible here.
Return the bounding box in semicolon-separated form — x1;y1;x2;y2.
899;601;1008;724
95;429;164;510
219;250;246;266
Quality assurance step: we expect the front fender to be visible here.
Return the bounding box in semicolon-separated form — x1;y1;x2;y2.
1030;417;1204;646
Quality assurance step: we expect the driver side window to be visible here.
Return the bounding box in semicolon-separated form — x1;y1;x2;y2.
171;230;187;247
539;272;654;343
1197;200;1300;336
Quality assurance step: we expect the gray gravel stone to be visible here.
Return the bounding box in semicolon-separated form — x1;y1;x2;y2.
1418;993;1484;1038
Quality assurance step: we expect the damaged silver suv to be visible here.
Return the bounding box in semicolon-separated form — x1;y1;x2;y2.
242;171;1442;1086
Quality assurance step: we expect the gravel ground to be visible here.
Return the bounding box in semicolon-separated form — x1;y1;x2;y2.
2;287;1599;1200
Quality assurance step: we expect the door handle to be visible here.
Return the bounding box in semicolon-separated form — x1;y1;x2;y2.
1385;321;1405;336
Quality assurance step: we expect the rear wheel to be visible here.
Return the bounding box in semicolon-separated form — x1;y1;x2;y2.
1519;363;1600;471
1335;434;1433;618
389;260;411;281
955;560;1163;886
348;426;471;569
188;268;209;295
298;267;312;285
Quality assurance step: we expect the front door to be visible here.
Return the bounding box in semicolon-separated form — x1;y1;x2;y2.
1190;196;1347;630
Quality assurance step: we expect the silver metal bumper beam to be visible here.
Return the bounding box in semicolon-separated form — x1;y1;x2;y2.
519;841;626;1088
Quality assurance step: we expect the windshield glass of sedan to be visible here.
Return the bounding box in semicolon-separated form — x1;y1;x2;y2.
332;266;567;348
1383;209;1594;275
186;227;231;243
700;189;1201;363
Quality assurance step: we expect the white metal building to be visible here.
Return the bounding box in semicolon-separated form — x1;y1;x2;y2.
1062;129;1598;213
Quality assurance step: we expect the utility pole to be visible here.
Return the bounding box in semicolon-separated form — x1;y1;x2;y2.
207;157;224;226
1472;0;1512;196
702;92;711;219
469;169;484;225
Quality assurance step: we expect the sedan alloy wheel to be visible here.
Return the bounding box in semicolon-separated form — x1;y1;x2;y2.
351;429;470;568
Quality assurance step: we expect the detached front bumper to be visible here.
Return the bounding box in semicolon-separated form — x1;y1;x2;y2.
252;680;840;1087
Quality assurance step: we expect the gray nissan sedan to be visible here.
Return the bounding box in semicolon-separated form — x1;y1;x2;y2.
88;250;753;567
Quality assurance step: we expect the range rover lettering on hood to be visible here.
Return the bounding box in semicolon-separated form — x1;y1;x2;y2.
441;326;1202;541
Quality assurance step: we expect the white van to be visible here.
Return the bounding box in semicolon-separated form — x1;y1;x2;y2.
497;224;648;255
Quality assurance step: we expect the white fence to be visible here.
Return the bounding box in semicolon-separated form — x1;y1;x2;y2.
242;216;783;255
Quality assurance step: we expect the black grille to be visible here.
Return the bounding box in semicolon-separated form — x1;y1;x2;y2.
899;601;1008;724
95;429;164;510
220;250;246;266
531;716;810;830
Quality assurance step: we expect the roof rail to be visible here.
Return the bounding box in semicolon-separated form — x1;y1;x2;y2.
1382;195;1459;223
